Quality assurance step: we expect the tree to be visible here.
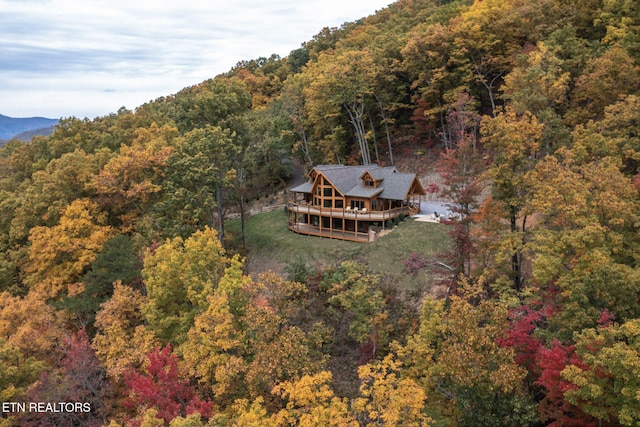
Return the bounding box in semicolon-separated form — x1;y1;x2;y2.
353;354;430;427
272;371;357;427
481;107;543;291
400;279;538;426
92;123;176;231
124;344;212;425
304;48;379;164
327;261;388;361
142;227;231;347
92;283;158;383
535;340;596;426
0;291;65;363
0;337;46;404
437;93;484;277
566;45;640;126
172;77;251;133
502;43;571;154
59;234;141;331
23;199;114;300
158;126;237;241
562;319;640;426
183;269;328;408
17;329;114;427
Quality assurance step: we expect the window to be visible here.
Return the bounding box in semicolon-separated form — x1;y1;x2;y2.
351;200;365;210
324;187;333;196
364;180;374;187
335;199;344;208
324;199;332;208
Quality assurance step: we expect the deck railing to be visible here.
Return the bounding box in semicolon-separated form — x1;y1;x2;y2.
287;202;414;221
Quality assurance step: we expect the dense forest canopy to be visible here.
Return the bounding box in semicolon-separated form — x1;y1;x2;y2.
1;0;640;425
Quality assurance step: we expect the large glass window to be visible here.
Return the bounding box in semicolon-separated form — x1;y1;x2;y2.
324;187;333;197
351;200;365;210
324;199;332;208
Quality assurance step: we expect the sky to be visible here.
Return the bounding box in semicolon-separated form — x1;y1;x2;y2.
0;0;393;120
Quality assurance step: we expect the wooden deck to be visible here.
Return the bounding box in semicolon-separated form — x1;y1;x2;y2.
287;203;417;220
288;223;371;242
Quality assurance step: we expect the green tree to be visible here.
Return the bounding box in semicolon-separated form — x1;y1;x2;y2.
563;319;640;426
157;125;236;240
142;227;231;347
59;234;141;331
400;279;537;426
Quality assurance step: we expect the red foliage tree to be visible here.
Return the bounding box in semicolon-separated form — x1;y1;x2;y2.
18;329;113;427
497;304;546;374
535;340;596;427
124;344;212;424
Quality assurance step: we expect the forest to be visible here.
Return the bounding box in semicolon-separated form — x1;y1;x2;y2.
1;0;640;425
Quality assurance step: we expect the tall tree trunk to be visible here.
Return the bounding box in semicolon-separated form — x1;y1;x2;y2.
238;197;246;251
216;186;225;248
375;93;394;165
369;114;380;164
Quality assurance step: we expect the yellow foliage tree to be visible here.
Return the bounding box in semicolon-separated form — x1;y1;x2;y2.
272;371;357;427
24;199;114;299
353;354;429;427
0;291;66;362
92;282;158;382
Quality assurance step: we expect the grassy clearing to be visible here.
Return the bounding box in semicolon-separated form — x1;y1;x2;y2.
227;209;450;290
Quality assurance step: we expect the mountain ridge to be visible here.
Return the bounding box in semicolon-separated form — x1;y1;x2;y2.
0;114;59;142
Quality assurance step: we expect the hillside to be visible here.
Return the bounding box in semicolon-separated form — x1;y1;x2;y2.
0;0;639;425
0;114;58;141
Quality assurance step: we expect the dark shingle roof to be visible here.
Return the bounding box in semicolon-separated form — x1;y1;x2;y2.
290;164;423;201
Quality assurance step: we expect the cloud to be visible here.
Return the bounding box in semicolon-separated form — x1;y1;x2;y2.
0;0;392;118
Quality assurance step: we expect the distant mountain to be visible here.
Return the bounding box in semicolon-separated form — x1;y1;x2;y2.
0;114;59;142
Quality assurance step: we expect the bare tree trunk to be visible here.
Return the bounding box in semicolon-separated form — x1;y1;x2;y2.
375;93;393;165
369;114;379;164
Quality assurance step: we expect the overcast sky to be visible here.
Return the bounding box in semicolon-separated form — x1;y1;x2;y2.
0;0;393;119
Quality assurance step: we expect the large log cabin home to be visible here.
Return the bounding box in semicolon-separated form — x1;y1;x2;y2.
288;164;426;242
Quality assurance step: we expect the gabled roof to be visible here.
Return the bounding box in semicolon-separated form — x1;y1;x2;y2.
290;164;425;201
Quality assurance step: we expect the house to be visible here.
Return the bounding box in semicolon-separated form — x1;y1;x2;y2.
287;164;426;242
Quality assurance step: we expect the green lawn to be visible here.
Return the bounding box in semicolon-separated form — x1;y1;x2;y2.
226;209;450;290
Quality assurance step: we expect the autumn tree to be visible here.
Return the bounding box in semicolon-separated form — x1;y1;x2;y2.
353;354;429;426
437;93;484;277
17;329;114;427
183;269;328;408
59;233;141;331
271;371;357;427
157;125;237;241
566;45;640;125
92;123;176;231
142;227;231;347
400;279;538;426
327;261;389;362
562;319;640;426
92;283;158;383
124;344;213;425
501;43;572;154
0;291;66;363
23;199;114;300
481;107;543;291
